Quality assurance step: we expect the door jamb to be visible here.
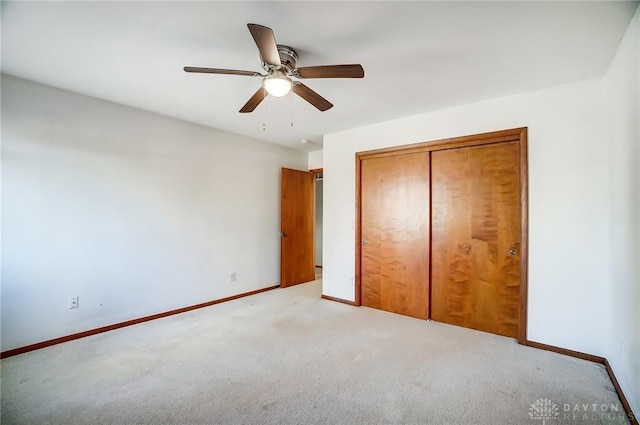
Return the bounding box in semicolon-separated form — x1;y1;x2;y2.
310;168;323;272
354;127;529;344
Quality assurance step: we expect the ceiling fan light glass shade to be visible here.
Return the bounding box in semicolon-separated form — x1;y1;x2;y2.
263;73;292;97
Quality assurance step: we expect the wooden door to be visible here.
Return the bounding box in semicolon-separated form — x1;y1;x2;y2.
431;142;521;337
280;168;315;287
360;152;430;319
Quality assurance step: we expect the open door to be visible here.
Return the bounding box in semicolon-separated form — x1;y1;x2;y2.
280;168;315;287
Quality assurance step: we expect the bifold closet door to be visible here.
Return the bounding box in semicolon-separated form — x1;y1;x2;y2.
360;152;430;319
431;142;521;338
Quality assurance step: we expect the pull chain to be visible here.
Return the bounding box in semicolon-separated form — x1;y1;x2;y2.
260;90;295;130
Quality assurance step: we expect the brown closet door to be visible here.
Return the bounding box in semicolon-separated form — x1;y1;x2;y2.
361;152;430;319
431;142;521;337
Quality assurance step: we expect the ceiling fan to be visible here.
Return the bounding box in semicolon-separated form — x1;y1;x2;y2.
184;24;364;113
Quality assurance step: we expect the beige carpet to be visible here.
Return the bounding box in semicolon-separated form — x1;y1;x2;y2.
0;280;629;424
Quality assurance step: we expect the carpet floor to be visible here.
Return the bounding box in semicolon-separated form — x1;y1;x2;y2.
0;280;629;424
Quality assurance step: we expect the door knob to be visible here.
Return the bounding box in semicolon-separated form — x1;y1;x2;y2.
509;248;517;255
362;240;369;245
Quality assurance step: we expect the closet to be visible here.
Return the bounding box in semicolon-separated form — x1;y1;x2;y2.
356;128;528;341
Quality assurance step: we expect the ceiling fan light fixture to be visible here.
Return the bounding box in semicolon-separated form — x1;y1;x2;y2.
263;70;292;97
184;24;363;112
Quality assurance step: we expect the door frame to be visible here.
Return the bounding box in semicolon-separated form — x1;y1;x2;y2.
310;168;323;271
355;127;529;344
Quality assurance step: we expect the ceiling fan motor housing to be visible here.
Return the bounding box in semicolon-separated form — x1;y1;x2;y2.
262;45;298;75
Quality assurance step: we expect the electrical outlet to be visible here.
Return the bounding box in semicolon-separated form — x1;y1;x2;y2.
230;272;237;282
68;296;78;309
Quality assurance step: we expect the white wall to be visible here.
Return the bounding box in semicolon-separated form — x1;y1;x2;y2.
323;77;609;356
1;75;307;351
604;7;640;414
308;150;323;170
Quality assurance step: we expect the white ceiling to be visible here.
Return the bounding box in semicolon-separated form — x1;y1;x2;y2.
2;1;637;152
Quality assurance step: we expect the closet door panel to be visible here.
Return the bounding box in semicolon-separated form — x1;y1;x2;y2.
431;142;521;337
360;152;430;319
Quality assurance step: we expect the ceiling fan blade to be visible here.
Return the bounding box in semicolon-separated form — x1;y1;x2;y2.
239;87;267;113
292;82;333;112
247;24;281;67
183;67;262;77
296;64;364;79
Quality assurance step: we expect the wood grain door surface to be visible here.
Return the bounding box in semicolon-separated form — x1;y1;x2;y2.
280;168;315;287
360;152;431;319
431;142;521;337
